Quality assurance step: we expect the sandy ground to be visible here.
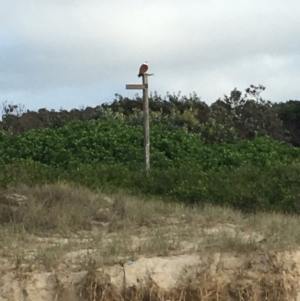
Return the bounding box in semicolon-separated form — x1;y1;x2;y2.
1;184;300;300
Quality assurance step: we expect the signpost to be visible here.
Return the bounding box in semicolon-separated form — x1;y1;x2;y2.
126;73;153;172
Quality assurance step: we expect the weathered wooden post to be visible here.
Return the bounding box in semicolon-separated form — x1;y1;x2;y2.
126;73;153;172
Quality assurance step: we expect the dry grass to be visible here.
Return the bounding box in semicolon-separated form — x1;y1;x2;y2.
74;256;297;301
0;181;300;271
1;182;300;300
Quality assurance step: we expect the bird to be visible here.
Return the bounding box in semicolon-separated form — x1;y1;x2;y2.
137;61;148;77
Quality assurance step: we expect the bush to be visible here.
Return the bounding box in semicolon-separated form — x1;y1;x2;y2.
1;118;300;214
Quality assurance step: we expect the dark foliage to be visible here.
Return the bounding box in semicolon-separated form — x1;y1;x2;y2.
0;85;299;146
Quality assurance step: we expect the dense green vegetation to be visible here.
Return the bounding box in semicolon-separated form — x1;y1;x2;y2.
1;85;300;214
1;117;300;214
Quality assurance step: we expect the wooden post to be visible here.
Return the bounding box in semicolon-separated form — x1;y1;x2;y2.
126;73;154;172
142;74;150;172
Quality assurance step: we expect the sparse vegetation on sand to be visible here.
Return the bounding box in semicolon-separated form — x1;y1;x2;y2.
0;183;299;300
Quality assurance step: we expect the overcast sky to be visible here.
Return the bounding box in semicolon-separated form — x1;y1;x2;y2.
1;0;300;113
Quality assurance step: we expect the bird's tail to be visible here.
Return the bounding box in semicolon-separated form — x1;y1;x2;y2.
137;73;142;77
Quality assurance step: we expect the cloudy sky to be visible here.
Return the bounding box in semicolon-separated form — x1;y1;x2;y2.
1;0;300;113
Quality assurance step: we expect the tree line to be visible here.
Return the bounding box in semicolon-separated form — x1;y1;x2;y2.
1;84;300;146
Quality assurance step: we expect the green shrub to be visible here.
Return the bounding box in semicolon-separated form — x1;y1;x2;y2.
1;119;300;214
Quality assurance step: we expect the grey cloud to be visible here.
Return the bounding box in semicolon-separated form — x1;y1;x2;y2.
0;0;299;110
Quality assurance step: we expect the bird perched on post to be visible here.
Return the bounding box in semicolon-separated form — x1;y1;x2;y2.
138;61;148;77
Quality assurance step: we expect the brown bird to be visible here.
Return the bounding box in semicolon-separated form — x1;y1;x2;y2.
137;61;148;77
